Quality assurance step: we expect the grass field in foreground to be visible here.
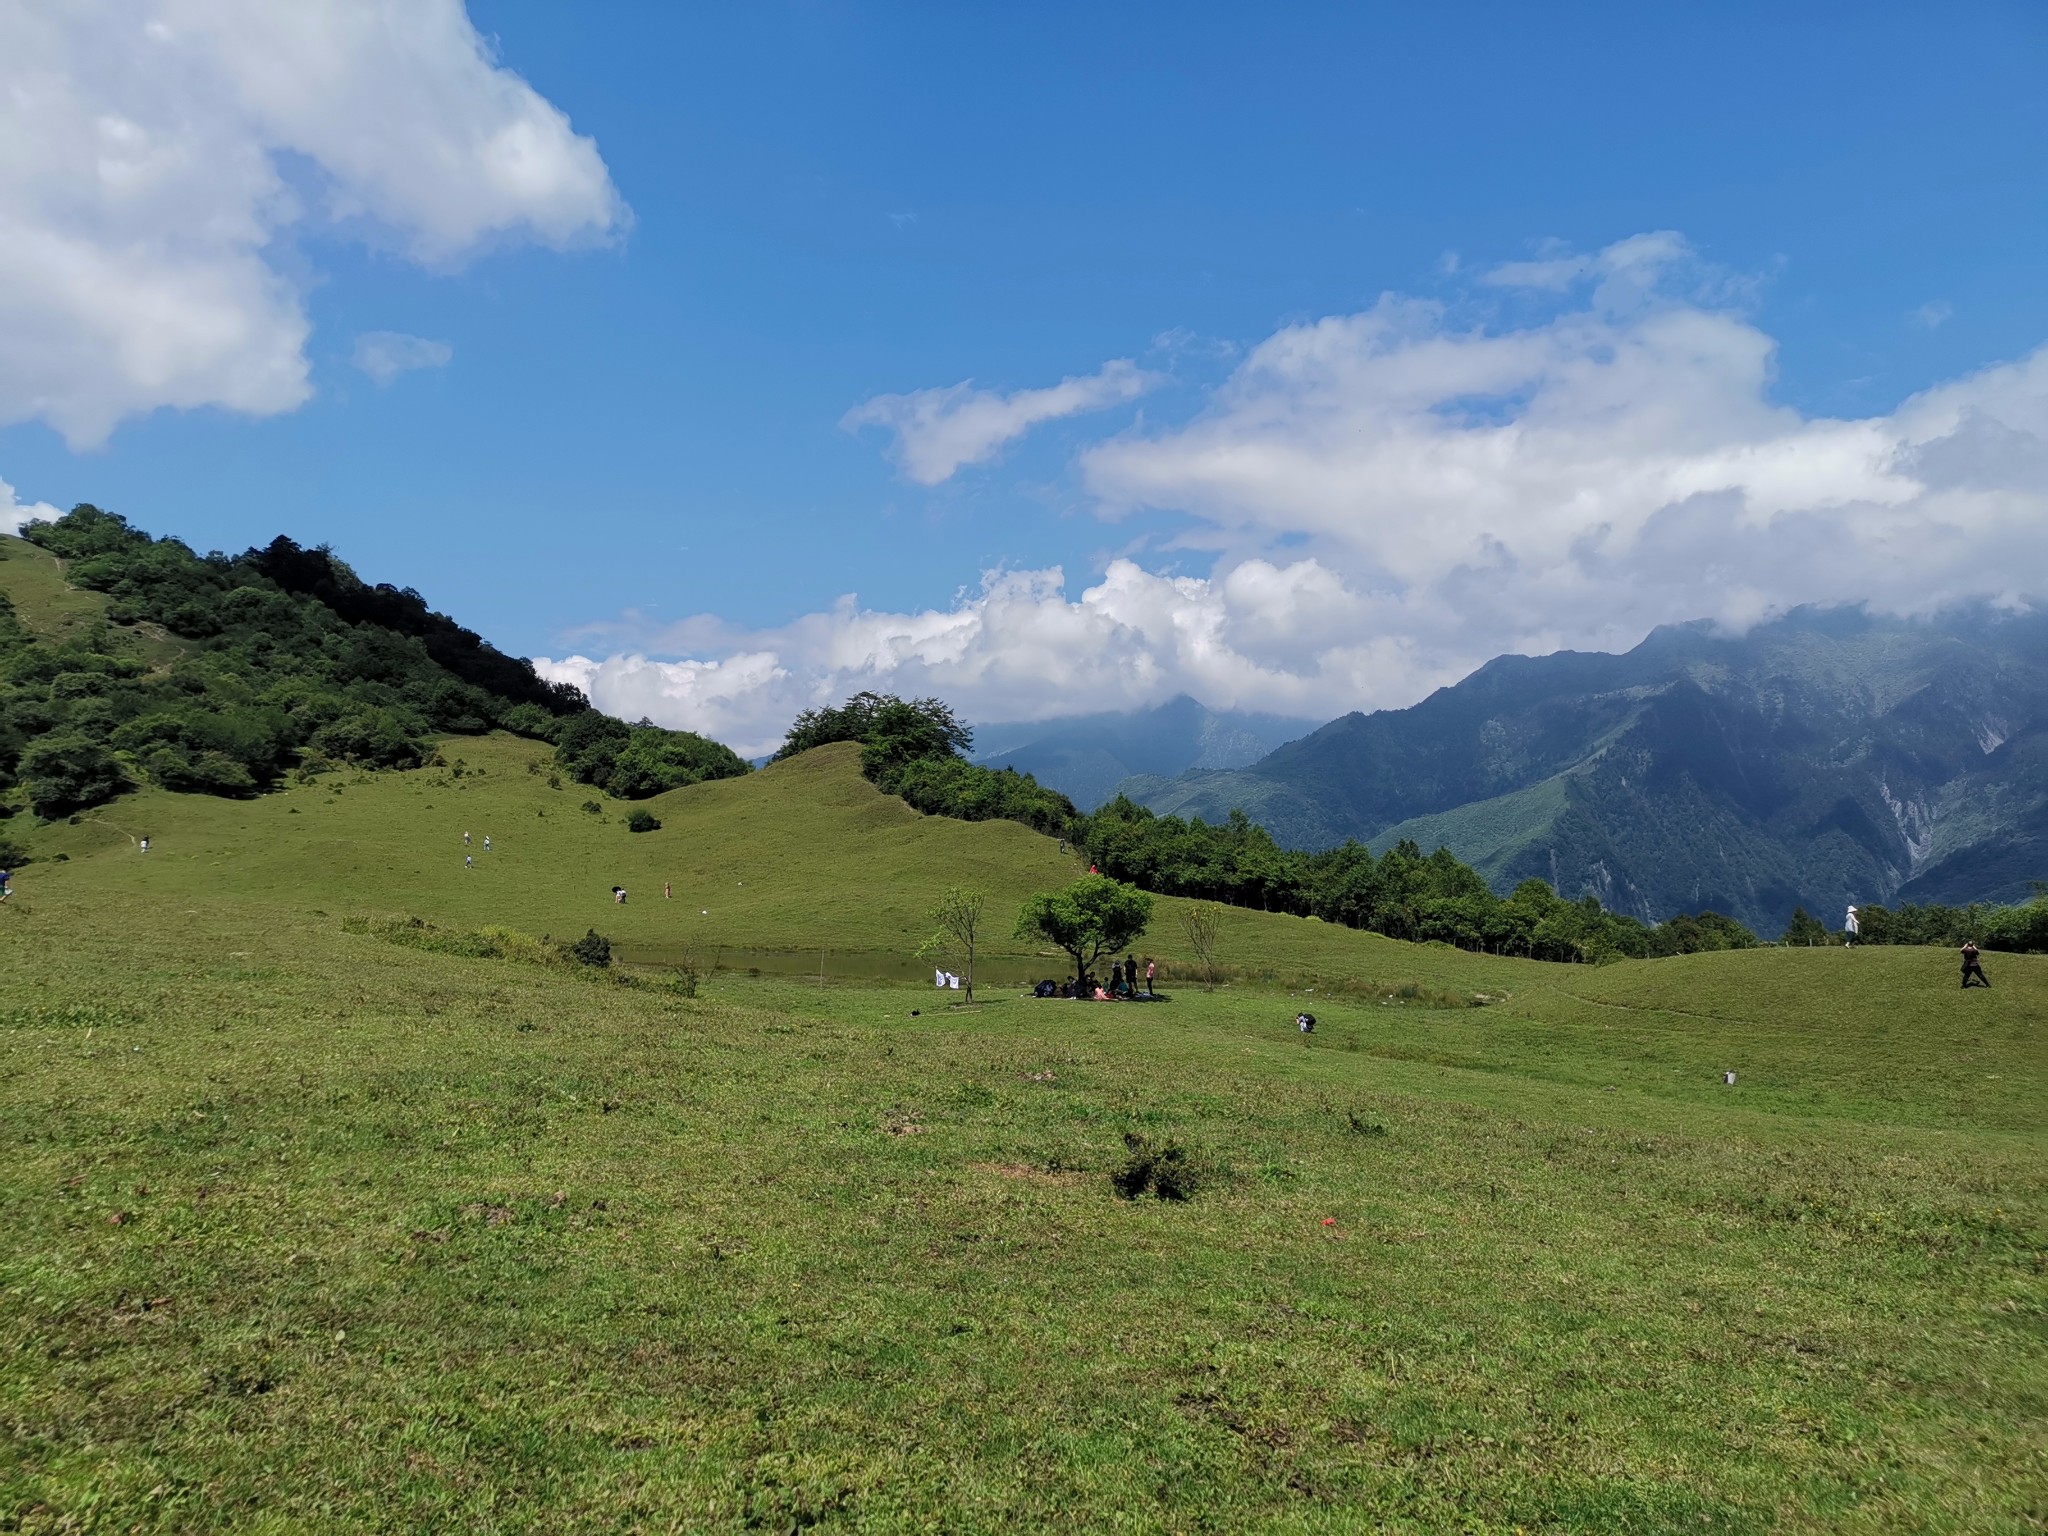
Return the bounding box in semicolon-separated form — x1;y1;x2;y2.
0;741;2043;1531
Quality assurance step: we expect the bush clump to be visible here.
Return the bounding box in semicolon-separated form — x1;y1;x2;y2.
1110;1132;1203;1201
553;710;748;800
568;928;612;968
626;809;661;834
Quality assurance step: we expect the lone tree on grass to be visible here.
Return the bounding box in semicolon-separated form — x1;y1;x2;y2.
1015;874;1153;992
1180;901;1225;990
917;885;987;1003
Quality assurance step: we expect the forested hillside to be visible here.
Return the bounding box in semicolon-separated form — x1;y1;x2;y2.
1126;607;2048;934
0;507;745;832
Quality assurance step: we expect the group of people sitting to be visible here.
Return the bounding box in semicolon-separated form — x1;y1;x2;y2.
1033;955;1158;1000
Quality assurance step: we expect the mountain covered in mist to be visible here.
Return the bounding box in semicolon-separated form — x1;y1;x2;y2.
970;694;1315;812
1119;606;2048;934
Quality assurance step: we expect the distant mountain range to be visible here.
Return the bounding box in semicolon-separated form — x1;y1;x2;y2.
1118;607;2048;935
970;695;1315;811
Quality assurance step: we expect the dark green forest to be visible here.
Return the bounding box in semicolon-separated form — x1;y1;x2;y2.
0;507;744;835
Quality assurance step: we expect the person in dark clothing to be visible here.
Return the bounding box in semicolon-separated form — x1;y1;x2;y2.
1960;940;1991;988
1123;955;1137;993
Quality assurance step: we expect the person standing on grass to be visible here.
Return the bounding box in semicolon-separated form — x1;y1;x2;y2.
465;854;473;870
464;831;471;846
0;868;12;901
1145;957;1156;995
1844;904;1860;945
484;835;491;853
664;881;672;900
1961;940;1991;989
139;836;149;854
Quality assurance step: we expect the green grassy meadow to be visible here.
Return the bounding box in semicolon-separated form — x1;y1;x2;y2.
1;736;2044;1532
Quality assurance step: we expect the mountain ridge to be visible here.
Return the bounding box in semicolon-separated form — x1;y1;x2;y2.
971;693;1314;810
1122;605;2048;933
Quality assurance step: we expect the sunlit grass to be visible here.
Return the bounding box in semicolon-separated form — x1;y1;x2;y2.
0;744;2042;1531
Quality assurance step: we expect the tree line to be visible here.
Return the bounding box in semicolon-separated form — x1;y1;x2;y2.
1783;898;2048;954
777;691;1776;962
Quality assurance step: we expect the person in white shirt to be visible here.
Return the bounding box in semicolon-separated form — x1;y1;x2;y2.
1844;904;1860;945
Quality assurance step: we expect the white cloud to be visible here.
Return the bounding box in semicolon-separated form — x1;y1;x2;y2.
534;557;1412;759
1912;300;1954;331
353;331;454;385
1481;230;1691;303
554;232;2048;756
0;0;623;448
0;478;63;538
843;359;1157;485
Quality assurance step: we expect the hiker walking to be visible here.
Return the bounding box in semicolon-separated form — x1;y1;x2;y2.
464;831;471;846
465;854;473;870
1960;940;1991;989
1843;904;1859;945
483;835;492;853
0;867;12;902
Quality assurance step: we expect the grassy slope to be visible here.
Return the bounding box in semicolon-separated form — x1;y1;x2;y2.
1;738;2044;1532
0;534;113;642
0;531;183;662
11;733;1541;989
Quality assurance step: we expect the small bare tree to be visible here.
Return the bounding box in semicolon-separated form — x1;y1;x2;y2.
1180;901;1224;990
919;885;987;1003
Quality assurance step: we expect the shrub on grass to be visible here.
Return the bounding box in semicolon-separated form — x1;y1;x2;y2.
1111;1131;1202;1201
569;928;612;967
626;809;661;833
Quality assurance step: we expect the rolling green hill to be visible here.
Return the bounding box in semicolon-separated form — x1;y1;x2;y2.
1129;606;2048;934
2;518;2044;1530
0;734;2042;1531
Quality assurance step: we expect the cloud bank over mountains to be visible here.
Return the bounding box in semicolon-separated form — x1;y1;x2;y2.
0;0;623;449
544;234;2048;756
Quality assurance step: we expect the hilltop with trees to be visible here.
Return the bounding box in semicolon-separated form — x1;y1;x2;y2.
0;508;744;829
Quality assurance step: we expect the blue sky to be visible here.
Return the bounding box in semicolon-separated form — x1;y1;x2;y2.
2;1;2045;751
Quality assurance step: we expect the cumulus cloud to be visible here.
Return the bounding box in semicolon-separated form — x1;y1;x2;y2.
553;232;2048;754
1082;234;2048;665
0;478;63;538
533;557;1415;759
843;359;1156;485
353;331;454;385
0;0;623;448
